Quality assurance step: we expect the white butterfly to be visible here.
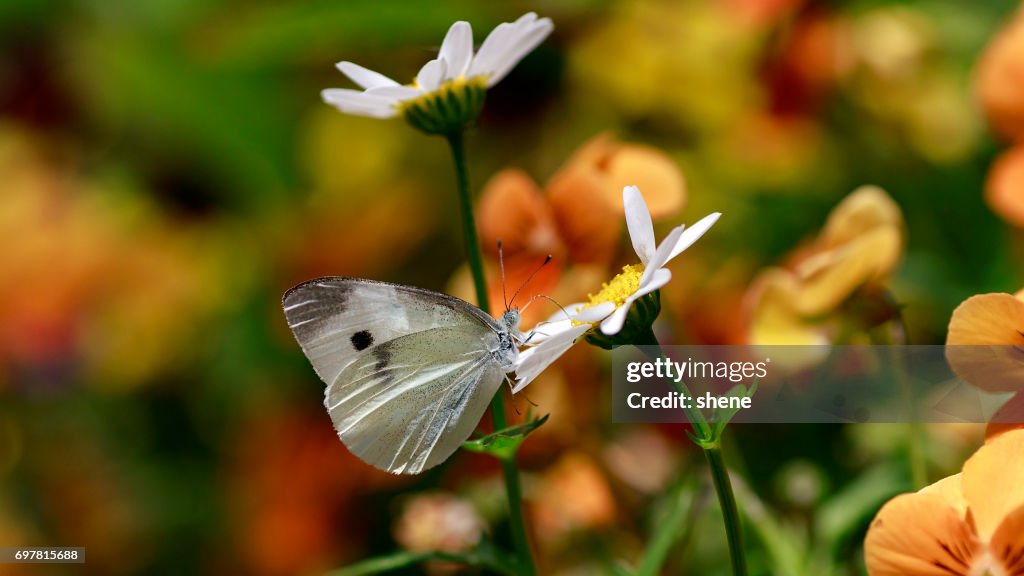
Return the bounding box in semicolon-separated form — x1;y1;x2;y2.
282;277;524;475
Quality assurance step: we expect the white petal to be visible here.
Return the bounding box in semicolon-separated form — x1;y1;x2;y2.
468;22;514;79
366;85;421;102
523;301;613;343
524;318;573;344
416;58;447;92
574;301;616;322
667;212;721;262
544;302;586;322
439;21;474;79
321;88;399;118
336;61;400;90
512;323;590;393
469;13;553;86
637;268;672;297
522;302;587;344
624;185;656;265
599;303;631;336
639;224;684;286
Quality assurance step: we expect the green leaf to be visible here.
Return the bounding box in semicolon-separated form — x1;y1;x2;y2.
733;478;808;576
325;540;516;576
711;380;758;441
817;462;905;553
461;414;549;461
635;477;700;576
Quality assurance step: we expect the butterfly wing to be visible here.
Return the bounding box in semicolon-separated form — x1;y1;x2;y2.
282;277;506;474
327;326;504;474
283;277;500;388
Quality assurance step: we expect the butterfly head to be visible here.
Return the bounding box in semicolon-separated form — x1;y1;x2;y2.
501;308;522;334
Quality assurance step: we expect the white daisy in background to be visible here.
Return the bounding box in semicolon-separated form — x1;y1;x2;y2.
322;13;553;133
513;185;721;392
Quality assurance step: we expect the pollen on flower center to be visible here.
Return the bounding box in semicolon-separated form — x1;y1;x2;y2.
586;264;645;308
399;76;488;135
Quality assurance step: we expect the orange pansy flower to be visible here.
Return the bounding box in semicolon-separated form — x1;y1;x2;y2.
864;429;1024;575
946;289;1024;439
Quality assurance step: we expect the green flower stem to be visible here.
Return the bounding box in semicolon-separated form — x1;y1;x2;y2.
446;130;490;314
445;130;536;576
704;445;748;576
636;327;747;576
634;329;711;443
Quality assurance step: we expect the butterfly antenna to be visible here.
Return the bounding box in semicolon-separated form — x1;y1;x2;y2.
523;293;571;321
508;254;553;309
519;295;573;346
498;239;509;312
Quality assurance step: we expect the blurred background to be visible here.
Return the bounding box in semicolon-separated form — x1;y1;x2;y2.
1;0;1021;574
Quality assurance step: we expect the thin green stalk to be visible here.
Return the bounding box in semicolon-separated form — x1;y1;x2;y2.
636;328;747;576
446;130;490;313
705;446;748;576
445;131;536;576
634;329;711;441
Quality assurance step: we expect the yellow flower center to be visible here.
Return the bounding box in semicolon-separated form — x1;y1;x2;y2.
585;264;644;308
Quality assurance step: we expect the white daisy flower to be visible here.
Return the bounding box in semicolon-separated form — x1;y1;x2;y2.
512;185;720;392
321;13;553;133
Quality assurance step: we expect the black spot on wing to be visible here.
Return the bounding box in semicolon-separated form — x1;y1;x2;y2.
373;345;392;373
351;330;373;351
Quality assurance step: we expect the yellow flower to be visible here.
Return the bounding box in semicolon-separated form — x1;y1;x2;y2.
864;429;1024;575
746;185;904;344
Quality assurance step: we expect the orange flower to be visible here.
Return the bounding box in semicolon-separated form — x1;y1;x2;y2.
531;452;617;546
976;5;1024;141
746;185;904;344
0;129;243;389
985;144;1024;227
479;133;685;265
864;429;1024;575
946;289;1024;439
393;493;484;554
453;134;685;326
